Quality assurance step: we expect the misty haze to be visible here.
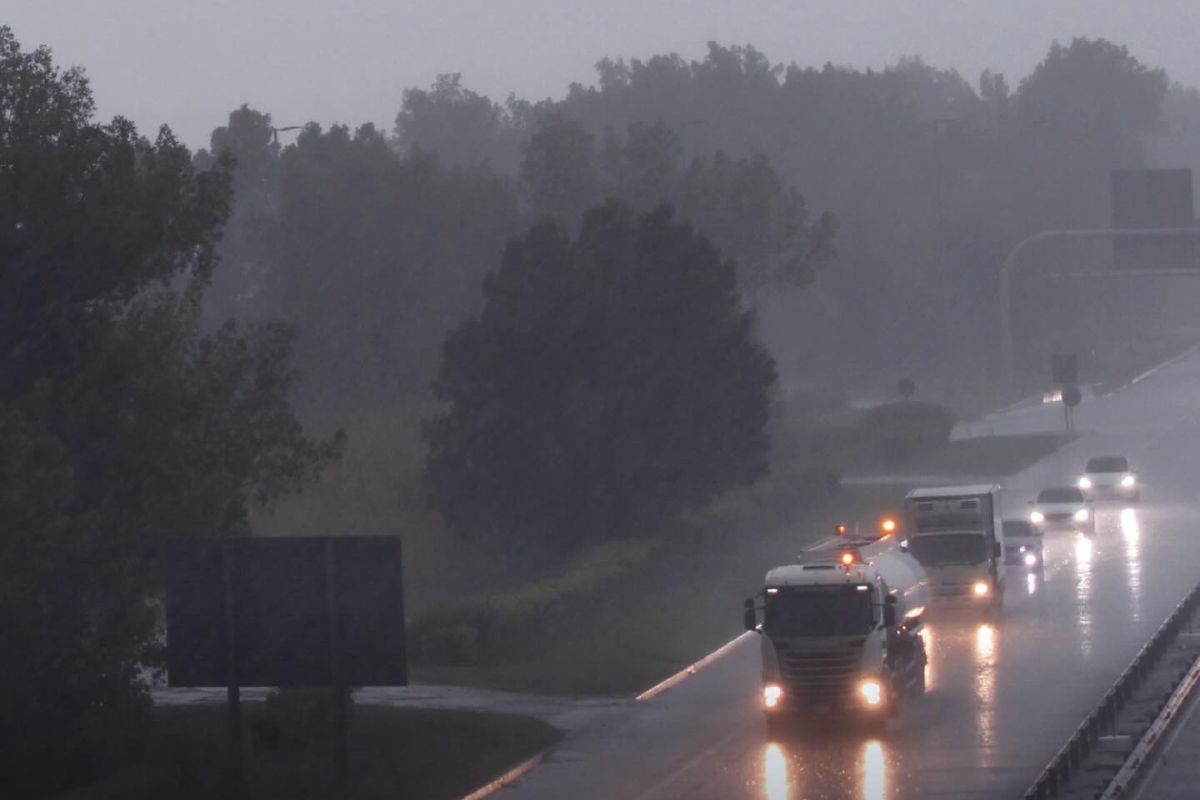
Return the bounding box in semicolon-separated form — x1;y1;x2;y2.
8;4;1200;799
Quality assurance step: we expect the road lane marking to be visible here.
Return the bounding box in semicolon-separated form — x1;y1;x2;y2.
629;722;754;800
457;750;546;800
635;631;754;702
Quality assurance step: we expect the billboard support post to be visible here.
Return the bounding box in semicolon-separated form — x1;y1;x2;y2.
222;542;243;789
325;540;350;785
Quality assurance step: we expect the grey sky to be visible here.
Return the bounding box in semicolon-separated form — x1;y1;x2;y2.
8;1;1200;150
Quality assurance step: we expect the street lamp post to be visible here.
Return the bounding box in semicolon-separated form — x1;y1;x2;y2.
1000;226;1200;390
270;125;304;146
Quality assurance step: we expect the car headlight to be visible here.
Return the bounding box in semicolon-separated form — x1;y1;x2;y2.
858;679;883;706
1078;476;1092;490
1074;509;1090;522
763;684;783;709
973;581;990;596
1030;510;1045;523
1024;551;1038;567
1122;475;1136;488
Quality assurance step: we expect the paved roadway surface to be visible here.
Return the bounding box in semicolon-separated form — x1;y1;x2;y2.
496;350;1200;800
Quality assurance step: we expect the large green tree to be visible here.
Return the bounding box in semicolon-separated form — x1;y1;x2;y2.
0;28;339;796
263;122;520;408
424;202;777;560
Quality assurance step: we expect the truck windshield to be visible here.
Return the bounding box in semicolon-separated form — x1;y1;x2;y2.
909;533;987;566
763;585;875;637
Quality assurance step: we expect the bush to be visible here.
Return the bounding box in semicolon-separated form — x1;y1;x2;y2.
856;400;956;463
258;688;354;751
409;539;657;666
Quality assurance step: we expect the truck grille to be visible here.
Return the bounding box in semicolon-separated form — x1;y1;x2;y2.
778;641;862;697
1046;513;1073;523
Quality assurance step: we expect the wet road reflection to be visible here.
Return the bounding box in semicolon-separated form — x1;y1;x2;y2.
762;743;789;800
919;625;935;691
1075;533;1095;657
758;735;896;800
860;740;887;800
973;624;997;751
1122;508;1142;623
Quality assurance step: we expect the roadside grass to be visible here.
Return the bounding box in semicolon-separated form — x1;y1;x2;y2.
919;434;1071;475
413;482;909;696
1091;324;1200;395
839;433;1073;478
794;423;1072;479
55;704;558;800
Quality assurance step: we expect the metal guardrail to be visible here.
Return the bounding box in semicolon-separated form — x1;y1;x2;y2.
1021;582;1200;799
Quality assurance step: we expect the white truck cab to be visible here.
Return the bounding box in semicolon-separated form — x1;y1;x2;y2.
744;534;929;730
904;485;1005;612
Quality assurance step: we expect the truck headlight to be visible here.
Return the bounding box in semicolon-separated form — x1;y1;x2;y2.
1030;510;1044;523
973;581;990;596
1122;475;1136;488
1078;476;1092;490
763;684;783;709
1024;551;1038;567
1074;509;1090;522
858;679;883;707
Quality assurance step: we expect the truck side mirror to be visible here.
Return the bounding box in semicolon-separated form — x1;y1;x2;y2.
882;595;897;627
743;598;757;632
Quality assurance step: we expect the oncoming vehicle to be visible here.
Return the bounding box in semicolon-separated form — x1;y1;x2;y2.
1078;455;1139;502
744;536;928;730
1001;520;1043;570
1030;487;1093;534
904;485;1005;611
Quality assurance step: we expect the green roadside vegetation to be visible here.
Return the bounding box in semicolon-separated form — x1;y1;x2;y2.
55;701;558;800
841;433;1072;477
408;397;1073;696
412;481;907;695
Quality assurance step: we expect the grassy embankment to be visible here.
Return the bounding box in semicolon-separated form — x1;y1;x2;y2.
409;398;1071;696
56;703;558;800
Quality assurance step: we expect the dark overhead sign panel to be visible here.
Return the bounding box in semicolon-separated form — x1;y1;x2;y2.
167;537;407;687
1051;353;1078;386
1111;168;1196;271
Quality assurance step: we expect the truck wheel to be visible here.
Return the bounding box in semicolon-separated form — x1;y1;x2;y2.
885;678;903;718
989;582;1004;616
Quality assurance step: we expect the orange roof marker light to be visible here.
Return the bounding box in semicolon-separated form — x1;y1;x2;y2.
835;523;849;536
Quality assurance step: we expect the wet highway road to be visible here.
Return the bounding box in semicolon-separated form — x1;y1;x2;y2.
501;351;1200;799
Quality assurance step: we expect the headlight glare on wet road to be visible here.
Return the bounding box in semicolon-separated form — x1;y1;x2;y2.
859;679;882;706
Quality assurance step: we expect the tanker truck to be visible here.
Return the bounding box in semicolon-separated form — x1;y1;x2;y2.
743;532;929;729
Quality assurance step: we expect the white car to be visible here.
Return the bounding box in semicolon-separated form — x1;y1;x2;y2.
1030;487;1094;534
1078;455;1139;502
1002;520;1044;570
